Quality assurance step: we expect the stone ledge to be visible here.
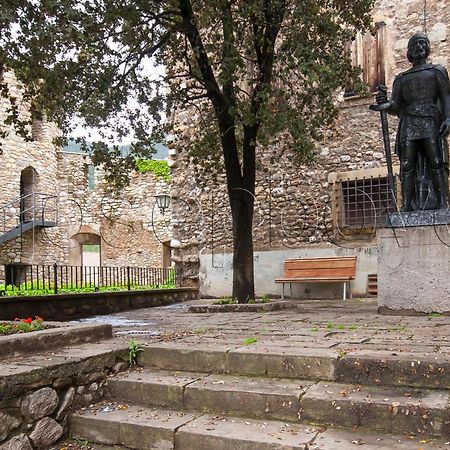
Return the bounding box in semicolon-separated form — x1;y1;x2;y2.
0;322;112;358
378;306;450;316
0;288;199;320
188;300;298;314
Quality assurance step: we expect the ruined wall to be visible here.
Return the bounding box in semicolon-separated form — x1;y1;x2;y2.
57;152;173;268
0;73;173;280
170;0;450;294
0;71;63;267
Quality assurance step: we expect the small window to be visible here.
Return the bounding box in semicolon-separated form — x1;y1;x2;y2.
337;176;395;229
345;22;386;97
87;164;95;191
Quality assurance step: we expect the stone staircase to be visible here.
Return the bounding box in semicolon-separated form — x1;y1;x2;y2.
69;342;450;449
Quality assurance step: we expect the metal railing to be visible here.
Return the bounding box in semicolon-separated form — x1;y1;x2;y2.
0;264;181;295
2;192;58;234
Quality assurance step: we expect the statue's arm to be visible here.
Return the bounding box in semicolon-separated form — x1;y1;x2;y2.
369;77;402;114
436;66;450;136
385;76;402;115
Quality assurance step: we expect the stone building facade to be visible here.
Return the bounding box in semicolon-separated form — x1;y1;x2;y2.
170;0;450;297
0;72;173;285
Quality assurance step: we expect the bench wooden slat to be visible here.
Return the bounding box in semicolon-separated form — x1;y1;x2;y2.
284;259;356;270
275;277;352;283
285;268;355;278
275;256;357;300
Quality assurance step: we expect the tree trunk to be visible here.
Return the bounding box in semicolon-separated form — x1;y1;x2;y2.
231;188;255;303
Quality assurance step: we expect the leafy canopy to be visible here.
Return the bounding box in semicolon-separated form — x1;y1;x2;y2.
0;0;373;182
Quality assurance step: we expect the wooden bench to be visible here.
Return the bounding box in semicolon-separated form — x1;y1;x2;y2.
275;256;357;300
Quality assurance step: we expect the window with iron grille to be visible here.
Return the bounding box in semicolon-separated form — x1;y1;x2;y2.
345;22;386;97
338;176;395;229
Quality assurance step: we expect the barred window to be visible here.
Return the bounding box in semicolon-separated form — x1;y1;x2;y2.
338;176;395;229
345;22;386;96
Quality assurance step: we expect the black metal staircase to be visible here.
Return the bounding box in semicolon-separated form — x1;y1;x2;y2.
1;193;58;245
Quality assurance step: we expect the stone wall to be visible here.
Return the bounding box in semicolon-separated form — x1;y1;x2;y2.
57;152;172;269
0;71;63;267
170;0;450;294
0;347;129;449
0;71;174;280
0;288;199;321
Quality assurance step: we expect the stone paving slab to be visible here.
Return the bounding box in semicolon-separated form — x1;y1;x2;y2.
336;350;450;389
184;373;313;422
301;381;449;436
0;322;112;358
138;342;232;373
227;346;339;379
70;404;198;450
174;414;319;450
310;429;450;449
189;300;298;313
107;369;206;408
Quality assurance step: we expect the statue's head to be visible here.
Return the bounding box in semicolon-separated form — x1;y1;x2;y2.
407;32;430;63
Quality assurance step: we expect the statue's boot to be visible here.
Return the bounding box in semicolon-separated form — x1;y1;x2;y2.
431;168;449;209
400;170;415;212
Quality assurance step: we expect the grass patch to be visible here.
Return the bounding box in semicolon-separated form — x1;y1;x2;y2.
213;297;238;305
242;337;258;345
0;281;177;297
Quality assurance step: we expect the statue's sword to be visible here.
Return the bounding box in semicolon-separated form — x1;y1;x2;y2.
373;86;396;207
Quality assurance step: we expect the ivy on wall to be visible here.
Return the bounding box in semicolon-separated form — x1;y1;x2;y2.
135;160;171;183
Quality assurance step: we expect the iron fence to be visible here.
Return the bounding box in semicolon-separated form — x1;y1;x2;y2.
0;264;181;296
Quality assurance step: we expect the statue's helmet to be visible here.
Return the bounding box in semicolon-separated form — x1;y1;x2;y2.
407;32;430;62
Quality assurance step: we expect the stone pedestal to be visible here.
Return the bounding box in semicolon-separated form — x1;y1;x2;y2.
377;224;450;314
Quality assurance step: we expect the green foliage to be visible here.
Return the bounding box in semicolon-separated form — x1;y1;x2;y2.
135;159;171;182
0;0;374;175
213;297;238;305
248;297;271;304
128;339;143;366
0;317;45;335
243;337;258;345
428;312;443;318
0;278;177;298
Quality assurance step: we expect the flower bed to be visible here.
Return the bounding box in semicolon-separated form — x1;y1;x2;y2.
0;317;45;335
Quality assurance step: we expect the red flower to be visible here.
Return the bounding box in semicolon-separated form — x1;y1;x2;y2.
21;317;33;324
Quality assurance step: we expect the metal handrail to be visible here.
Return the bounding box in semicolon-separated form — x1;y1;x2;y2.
2;192;58;235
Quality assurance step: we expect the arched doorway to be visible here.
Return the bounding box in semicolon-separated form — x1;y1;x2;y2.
69;230;102;285
69;231;102;267
20;167;38;223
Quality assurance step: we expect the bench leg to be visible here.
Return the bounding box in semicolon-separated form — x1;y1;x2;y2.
343;282;347;301
349;280;352;299
290;283;293;300
281;283;285;301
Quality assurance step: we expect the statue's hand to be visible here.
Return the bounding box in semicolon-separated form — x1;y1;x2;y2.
375;85;389;104
440;118;450;137
369;102;390;112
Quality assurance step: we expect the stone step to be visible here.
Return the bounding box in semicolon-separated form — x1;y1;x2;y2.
107;368;314;422
69;404;198;450
106;368;450;437
138;342;450;390
138;342;338;380
300;381;450;437
69;404;450;450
